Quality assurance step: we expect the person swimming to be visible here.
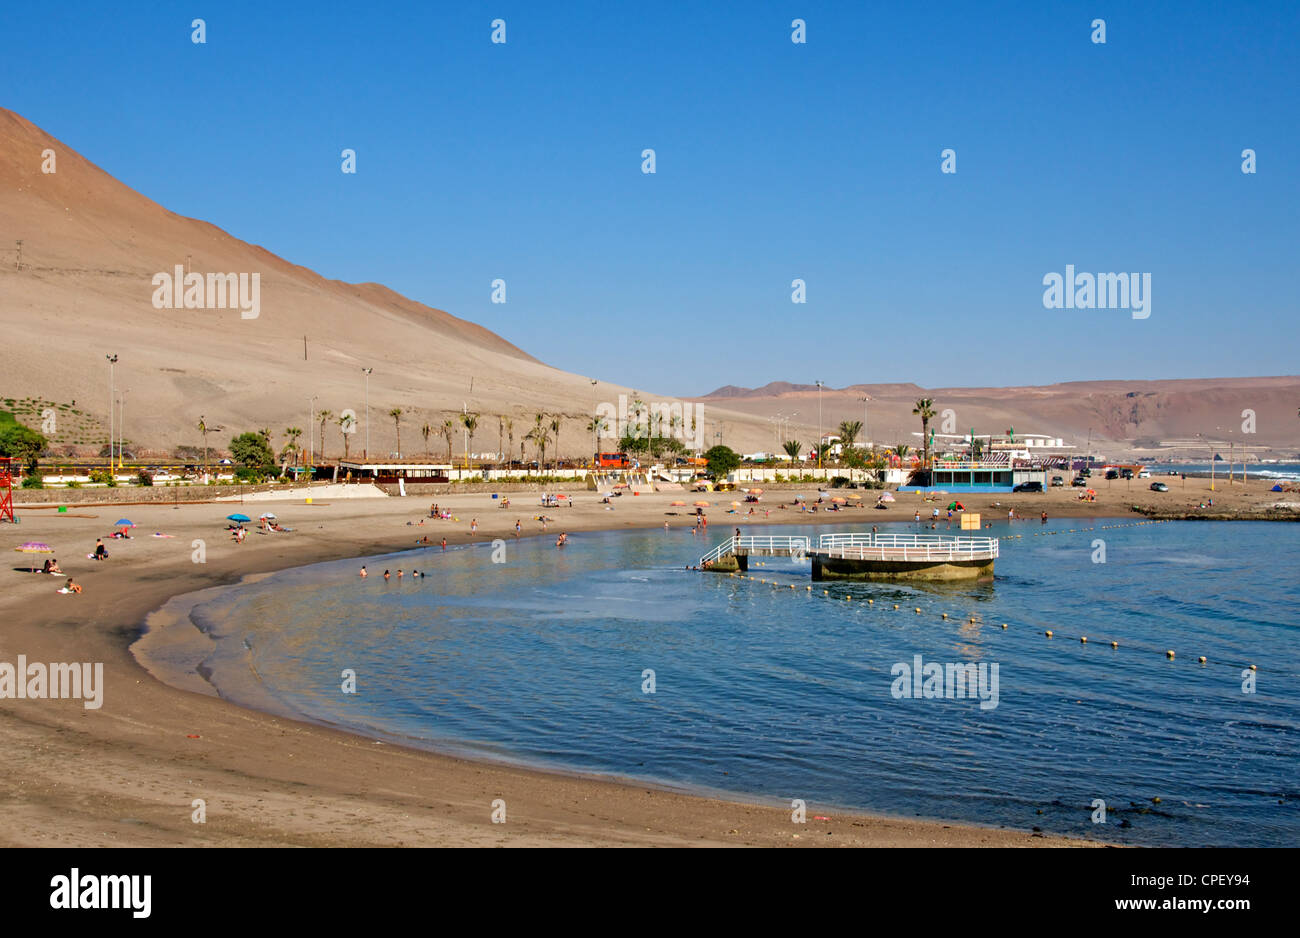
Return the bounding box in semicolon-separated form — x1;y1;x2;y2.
359;566;368;577
383;569;391;580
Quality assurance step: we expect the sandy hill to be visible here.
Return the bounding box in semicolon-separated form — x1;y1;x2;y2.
697;377;1300;457
0;107;765;459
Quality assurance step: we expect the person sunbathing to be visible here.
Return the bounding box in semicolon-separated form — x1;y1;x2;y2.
65;579;82;594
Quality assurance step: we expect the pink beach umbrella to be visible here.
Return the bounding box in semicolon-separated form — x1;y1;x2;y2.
14;541;53;572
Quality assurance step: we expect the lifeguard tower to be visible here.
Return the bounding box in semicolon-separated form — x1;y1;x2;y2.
0;457;16;524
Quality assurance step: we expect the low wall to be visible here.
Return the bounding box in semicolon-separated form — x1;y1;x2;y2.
13;482;290;505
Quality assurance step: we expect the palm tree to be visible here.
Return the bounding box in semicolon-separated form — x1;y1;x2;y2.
281;427;303;472
196;417;210;474
892;443;911;463
587;416;608;461
782;439;803;463
838;420;862;449
441;419;455;464
421;422;432;456
505;416;515;466
316;410;332;461
337;413;355;460
388;408;403;458
497;415;505;462
912;398;936;471
526;420;549;473
548;414;562;471
459;412;479;466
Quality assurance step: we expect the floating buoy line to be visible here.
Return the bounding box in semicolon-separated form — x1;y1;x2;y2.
718;517;1261;675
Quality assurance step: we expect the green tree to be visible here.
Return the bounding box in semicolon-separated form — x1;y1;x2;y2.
389;408;403;458
316;409;332;461
912;398;936;470
441;419;455;463
782;439;803;463
337;413;355;460
837;420;862;449
703;444;740;479
459;412;479;465
280;427;303;472
229;431;276;471
421;421;433;456
0;424;47;474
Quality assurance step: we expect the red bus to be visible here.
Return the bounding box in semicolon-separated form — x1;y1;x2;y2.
596;453;631;469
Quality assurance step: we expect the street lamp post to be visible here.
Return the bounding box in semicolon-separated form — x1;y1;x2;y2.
307;395;317;486
105;354;118;473
859;395;871;448
118;388;129;474
362;368;373;461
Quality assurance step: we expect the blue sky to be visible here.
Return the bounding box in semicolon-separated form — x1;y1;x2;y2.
4;1;1297;394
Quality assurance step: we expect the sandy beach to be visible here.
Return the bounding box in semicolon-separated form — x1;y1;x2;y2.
13;480;1263;848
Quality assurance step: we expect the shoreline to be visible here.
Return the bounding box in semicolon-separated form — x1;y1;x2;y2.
11;483;1258;847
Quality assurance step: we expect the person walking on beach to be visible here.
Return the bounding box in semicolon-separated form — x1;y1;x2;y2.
914;511;921;524
94;538;108;560
515;519;522;537
440;537;447;550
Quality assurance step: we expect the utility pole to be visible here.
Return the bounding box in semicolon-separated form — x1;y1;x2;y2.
307;395;317;485
105;354;118;473
859;395;871;447
118;388;129;471
362;367;373;461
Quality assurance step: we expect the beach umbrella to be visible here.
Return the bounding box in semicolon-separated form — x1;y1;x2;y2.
259;512;277;520
846;493;862;499
226;513;252;523
670;500;686;506
880;493;895;502
831;496;847;504
14;541;53;572
114;518;135;527
750;488;764;495
731;500;742;507
694;501;710;507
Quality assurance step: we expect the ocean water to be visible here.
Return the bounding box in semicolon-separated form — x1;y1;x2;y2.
1152;462;1300;482
156;519;1300;846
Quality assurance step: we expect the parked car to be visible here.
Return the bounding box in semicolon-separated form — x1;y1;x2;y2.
1137;469;1151;479
1013;481;1044;493
1150;482;1169;492
1105;469;1120;480
1071;476;1088;487
1120;468;1135;480
1078;467;1092;477
1051;476;1065;487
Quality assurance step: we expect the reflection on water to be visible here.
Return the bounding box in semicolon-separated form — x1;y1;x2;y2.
171;519;1300;846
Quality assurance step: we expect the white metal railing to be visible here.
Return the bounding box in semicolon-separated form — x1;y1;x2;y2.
699;535;811;566
818;531;997;561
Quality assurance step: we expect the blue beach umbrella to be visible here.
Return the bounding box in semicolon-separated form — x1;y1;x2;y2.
115;518;135;527
226;513;252;523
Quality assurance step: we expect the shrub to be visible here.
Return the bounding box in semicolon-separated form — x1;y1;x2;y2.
21;474;44;489
88;468;116;486
136;469;154;486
